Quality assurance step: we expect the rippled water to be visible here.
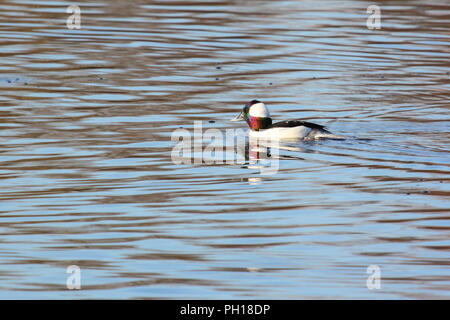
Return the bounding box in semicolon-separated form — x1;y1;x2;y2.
0;0;449;299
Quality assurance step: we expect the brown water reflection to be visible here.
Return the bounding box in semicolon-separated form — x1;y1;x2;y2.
0;0;449;299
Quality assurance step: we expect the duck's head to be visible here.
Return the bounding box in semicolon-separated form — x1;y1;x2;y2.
230;99;272;131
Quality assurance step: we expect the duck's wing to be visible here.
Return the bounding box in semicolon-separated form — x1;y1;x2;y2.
270;120;329;132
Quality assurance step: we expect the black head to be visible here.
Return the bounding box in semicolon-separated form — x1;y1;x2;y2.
230;99;272;131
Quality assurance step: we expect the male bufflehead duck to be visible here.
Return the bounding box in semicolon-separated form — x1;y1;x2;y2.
230;100;345;140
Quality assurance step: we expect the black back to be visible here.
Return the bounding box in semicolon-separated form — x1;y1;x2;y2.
270;120;330;133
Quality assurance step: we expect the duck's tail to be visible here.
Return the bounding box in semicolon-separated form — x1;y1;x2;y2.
307;129;347;140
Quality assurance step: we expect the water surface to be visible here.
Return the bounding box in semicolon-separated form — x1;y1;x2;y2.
0;0;449;299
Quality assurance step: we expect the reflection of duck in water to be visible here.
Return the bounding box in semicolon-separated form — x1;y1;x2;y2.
231;100;345;140
236;135;306;176
248;137;271;161
244;137;278;176
246;136;307;161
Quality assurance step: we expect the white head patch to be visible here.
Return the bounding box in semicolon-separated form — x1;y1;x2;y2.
249;102;270;118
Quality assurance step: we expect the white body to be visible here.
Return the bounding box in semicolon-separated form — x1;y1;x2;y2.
249;126;311;140
249;126;346;141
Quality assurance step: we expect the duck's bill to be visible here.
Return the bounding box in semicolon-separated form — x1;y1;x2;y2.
230;112;245;122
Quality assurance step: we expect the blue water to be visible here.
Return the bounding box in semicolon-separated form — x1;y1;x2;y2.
0;0;449;299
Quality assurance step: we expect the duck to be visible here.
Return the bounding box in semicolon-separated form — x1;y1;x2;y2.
230;99;345;140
